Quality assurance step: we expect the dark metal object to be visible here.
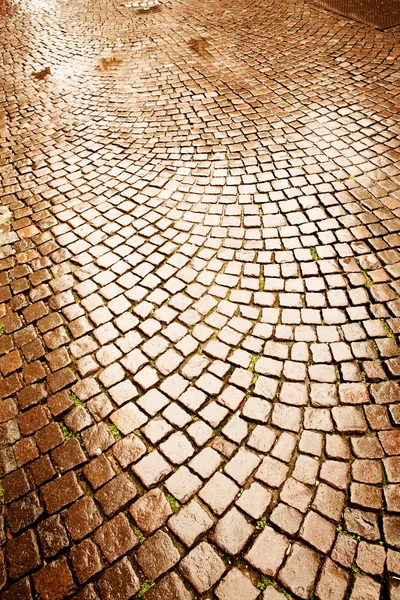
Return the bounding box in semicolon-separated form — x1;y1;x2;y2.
312;0;400;29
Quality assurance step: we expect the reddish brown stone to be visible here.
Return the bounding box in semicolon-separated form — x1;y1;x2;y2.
2;467;30;503
6;529;41;579
74;584;100;600
370;381;400;404
112;432;146;468
17;383;47;410
18;405;48;436
129;488;172;535
13;437;39;467
300;511;336;553
38;515;70;558
246;525;289;575
352;459;382;484
344;508;380;541
64;496;102;541
81;422;114;456
97;557;140;600
2;313;23;333
215;568;259;600
350;483;382;510
331;534;357;569
136;530;180;580
51;437;86;472
312;483;345;522
379;431;400;456
179;541;226;594
384;516;400;549
29;454;56;486
94;512;137;562
146;572;193;600
1;578;33;600
22;360;47;384
278;543;320;600
0;397;18;423
83;454;115;490
315;558;349;600
0;373;22;398
349;574;381;600
94;473;137;516
0;349;22;376
22;338;46;363
70;539;104;584
47;366;76;393
7;492;43;534
388;549;400;576
33;557;76;600
0;419;19;447
385;457;400;483
40;471;84;513
351;435;384;459
34;422;64;453
47;390;74;417
0;550;6;591
356;541;386;576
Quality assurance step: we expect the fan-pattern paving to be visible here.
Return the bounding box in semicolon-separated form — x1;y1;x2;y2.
0;0;400;599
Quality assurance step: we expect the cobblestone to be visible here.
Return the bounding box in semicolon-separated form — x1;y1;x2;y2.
1;0;400;596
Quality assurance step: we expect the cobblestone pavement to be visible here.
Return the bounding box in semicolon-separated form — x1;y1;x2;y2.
1;0;400;598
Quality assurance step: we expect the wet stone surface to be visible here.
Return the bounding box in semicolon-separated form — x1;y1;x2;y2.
0;0;400;598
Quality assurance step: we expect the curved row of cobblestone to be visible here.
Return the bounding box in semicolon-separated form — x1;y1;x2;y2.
0;0;400;599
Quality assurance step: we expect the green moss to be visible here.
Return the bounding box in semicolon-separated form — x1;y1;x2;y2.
149;304;159;317
255;516;267;530
62;425;78;440
336;525;360;541
191;415;199;422
136;581;155;597
381;319;395;339
70;392;84;406
249;354;261;373
310;247;320;262
85;484;94;498
371;340;380;356
256;575;276;591
335;366;340;381
0;323;4;336
166;493;180;511
354;258;373;287
133;429;142;436
108;424;122;441
0;483;4;504
133;526;146;544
